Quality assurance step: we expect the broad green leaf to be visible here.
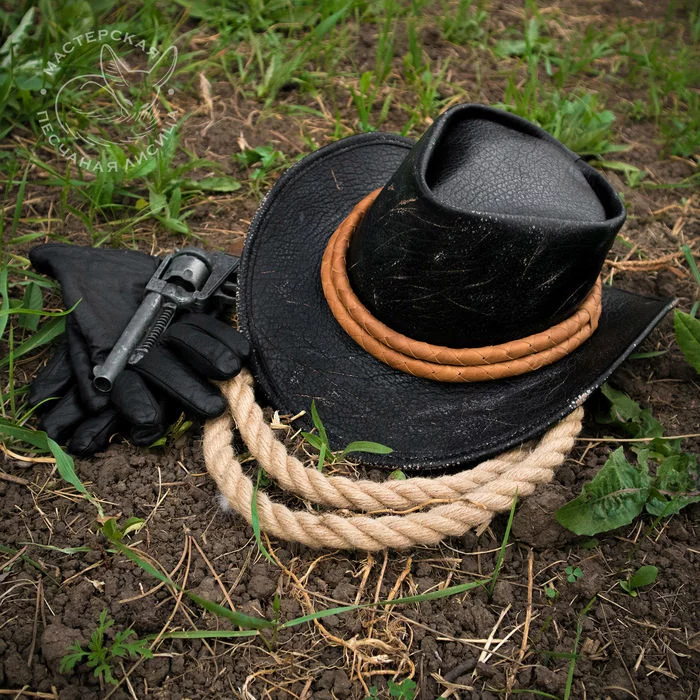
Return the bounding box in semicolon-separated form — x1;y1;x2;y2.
317;442;327;470
646;452;700;516
149;189;166;214
18;281;42;331
159;216;189;234
389;469;407;480
169;186;181;217
598;383;664;439
674;310;700;373
555;448;650;535
101;518;122;542
189;176;242;192
341;441;393;457
0;8;35;63
628;565;658;590
122;517;145;536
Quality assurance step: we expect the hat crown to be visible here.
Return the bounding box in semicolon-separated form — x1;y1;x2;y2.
346;104;626;348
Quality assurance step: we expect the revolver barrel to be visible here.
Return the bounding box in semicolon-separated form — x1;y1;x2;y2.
92;292;164;393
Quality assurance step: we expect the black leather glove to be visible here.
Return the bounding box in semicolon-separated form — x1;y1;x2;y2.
28;244;249;456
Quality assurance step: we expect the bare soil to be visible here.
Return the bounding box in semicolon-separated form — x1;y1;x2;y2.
1;1;699;698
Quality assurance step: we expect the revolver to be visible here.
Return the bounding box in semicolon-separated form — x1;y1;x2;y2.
93;248;239;393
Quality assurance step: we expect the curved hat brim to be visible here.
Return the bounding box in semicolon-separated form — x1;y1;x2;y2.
238;133;673;472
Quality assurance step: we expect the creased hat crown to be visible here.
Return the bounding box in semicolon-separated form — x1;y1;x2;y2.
346;104;626;347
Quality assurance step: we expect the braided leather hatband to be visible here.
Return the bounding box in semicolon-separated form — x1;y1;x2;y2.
321;188;602;382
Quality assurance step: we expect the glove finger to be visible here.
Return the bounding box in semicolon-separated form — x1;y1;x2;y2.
163;313;251;380
68;408;120;457
66;318;110;413
131;346;226;418
110;369;163;437
29;339;73;407
39;388;86;443
129;395;179;446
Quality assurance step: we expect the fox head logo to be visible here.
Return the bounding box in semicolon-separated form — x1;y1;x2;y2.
55;44;178;147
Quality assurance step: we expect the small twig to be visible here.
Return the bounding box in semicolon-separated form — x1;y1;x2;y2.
1;545;28;572
190;534;238;613
0;445;55;464
606;249;687;271
0;470;30;486
0;689;58;698
61;560;102;587
474;603;511;673
27;577;43;668
507;548;534;692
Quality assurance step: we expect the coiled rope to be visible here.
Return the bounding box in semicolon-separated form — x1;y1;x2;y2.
203;369;582;551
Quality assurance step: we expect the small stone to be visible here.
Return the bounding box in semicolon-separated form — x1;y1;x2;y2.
333;669;352;695
491;581;514;607
247;574;277;599
41;623;86;674
512;485;576;549
4;651;31;687
191;576;225;604
142;655;170;686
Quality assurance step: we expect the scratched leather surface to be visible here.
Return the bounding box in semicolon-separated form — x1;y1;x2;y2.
238;123;672;472
347;105;626;347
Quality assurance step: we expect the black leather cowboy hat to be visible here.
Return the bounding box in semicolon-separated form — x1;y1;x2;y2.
237;104;673;472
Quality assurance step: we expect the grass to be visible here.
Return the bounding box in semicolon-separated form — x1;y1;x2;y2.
0;1;698;697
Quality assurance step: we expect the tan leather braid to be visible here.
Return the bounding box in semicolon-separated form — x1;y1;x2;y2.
321;188;603;382
203;369;583;550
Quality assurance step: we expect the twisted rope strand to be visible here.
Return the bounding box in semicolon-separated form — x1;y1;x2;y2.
203;370;583;550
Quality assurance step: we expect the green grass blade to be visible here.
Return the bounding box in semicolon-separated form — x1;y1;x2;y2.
489;493;517;595
310;400;329;445
251;468;274;563
682;245;700;291
0;422;103;517
0;316;65;369
10;163;30;237
109;540;273;630
340;441;393;458
0;267;9;340
18;282;42;331
148;629;259;641
564;597;596;700
282;579;485;628
0;419;50;449
47;437;104;518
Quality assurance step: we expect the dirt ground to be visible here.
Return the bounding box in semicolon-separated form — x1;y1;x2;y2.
1;0;699;698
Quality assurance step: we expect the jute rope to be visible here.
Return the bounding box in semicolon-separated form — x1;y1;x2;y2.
321;189;603;382
204;369;583;551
